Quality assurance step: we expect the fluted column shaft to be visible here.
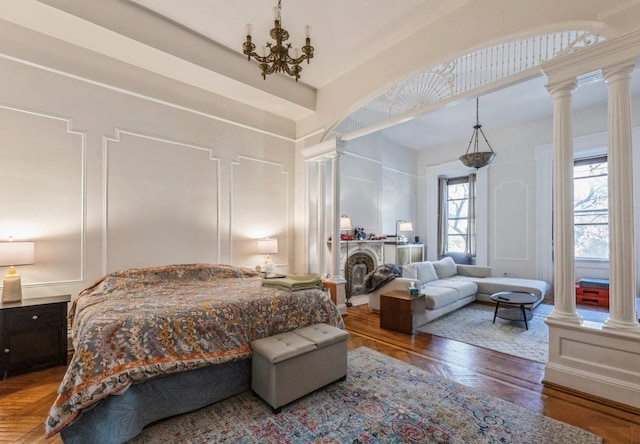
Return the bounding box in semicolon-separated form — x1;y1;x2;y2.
316;159;327;276
547;80;582;323
330;138;347;282
602;63;640;331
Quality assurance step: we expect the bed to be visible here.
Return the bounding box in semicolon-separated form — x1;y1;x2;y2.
44;264;344;443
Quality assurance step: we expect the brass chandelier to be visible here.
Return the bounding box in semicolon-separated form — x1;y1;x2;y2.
242;0;314;82
459;97;496;169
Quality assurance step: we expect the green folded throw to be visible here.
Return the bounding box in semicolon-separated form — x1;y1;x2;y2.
261;274;323;291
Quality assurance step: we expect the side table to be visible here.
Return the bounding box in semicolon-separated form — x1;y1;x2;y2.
0;294;71;378
380;290;425;334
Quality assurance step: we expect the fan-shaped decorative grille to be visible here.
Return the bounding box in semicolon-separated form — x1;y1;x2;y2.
387;68;454;116
323;31;603;141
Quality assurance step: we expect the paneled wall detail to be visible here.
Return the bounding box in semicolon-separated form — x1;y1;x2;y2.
494;180;529;261
341;176;380;234
104;129;220;273
0;104;84;288
231;156;289;270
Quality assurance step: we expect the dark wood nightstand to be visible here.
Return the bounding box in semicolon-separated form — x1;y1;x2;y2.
0;294;70;378
380;290;425;334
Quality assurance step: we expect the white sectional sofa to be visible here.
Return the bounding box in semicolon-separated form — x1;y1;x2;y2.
367;256;549;327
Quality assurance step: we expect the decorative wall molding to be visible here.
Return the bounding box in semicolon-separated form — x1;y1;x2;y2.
494;180;529;261
0;52;297;143
102;128;221;274
230;156;290;269
0;103;85;287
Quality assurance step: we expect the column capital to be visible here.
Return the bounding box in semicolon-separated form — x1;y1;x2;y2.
602;61;637;84
545;79;577;98
336;136;347;155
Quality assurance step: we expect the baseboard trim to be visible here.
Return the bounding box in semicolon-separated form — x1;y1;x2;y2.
542;380;640;423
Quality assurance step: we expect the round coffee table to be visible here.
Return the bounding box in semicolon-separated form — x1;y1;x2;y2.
490;291;538;330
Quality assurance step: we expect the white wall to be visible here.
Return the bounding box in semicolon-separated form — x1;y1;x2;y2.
0;56;297;300
340;134;418;239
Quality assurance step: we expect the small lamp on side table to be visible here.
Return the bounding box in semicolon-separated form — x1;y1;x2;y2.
395;220;413;244
395;220;413;264
0;238;35;303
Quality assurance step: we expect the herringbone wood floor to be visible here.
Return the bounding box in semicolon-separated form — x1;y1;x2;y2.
1;304;639;443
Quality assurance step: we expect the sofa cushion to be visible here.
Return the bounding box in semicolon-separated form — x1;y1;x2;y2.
426;280;478;298
432;256;457;279
420;285;461;310
414;261;438;284
402;264;418;280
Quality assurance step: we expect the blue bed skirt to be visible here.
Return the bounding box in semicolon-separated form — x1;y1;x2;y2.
60;359;251;444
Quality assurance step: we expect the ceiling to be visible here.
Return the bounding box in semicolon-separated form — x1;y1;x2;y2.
129;0;469;90
3;1;640;150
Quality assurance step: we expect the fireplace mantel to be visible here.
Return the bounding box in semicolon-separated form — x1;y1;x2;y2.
327;240;385;302
327;240;385;270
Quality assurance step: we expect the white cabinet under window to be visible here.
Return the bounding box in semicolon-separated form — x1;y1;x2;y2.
383;243;424;265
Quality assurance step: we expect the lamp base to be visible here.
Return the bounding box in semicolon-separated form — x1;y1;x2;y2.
2;275;23;303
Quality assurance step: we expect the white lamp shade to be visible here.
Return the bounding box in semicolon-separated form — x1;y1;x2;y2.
398;222;413;232
257;238;278;255
340;216;352;230
0;241;35;266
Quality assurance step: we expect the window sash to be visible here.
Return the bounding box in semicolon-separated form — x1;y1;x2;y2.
574;155;608;260
445;177;470;253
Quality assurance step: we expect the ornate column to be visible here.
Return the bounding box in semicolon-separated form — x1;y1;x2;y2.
316;159;327;276
602;62;640;331
330;138;346;282
324;137;347;313
546;80;582;324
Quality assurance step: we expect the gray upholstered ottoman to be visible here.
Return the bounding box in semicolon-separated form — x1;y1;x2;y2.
251;323;349;413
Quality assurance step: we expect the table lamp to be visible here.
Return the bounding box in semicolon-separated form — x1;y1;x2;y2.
0;238;35;303
257;237;278;277
395;220;413;244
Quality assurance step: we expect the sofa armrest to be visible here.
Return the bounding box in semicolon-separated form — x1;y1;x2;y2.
377;277;415;292
367;277;415;312
456;265;491;278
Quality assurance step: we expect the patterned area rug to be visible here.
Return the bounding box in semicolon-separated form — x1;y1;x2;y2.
417;303;609;363
129;347;602;443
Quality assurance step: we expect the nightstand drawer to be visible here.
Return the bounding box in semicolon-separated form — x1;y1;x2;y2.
0;295;71;378
6;305;63;330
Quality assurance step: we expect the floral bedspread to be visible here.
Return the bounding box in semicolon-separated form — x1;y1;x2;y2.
45;264;343;437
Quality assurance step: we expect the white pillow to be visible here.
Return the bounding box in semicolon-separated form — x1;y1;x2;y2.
414;261;438;283
433;256;457;278
402;264;417;280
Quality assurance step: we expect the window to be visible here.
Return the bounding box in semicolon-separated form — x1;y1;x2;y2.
574;155;608;260
445;176;470;253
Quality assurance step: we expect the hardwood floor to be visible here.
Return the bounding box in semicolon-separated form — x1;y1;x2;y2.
1;304;639;443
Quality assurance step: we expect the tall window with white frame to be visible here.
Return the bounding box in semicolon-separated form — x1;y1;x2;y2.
437;174;476;262
446;176;470;253
574;155;609;260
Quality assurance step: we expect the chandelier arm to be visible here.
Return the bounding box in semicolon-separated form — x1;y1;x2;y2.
248;52;274;64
